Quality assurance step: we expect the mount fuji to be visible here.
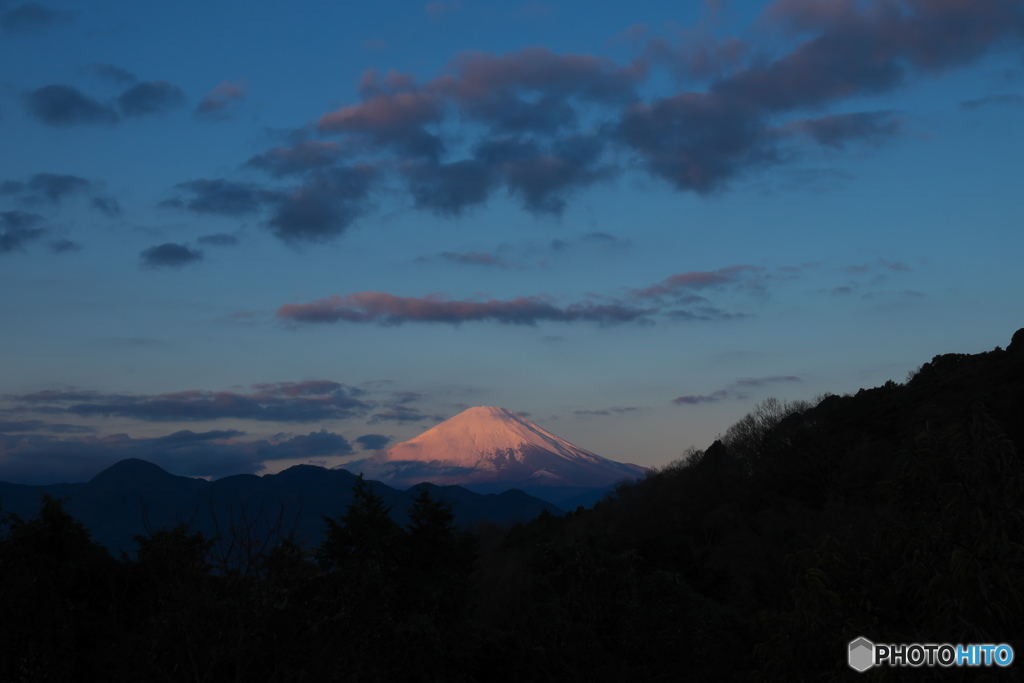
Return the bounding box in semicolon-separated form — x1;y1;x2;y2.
336;406;648;504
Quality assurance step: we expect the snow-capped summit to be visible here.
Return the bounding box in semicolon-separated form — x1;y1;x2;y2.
337;406;648;490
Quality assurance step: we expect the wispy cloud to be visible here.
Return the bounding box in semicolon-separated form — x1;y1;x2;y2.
5;380;372;423
574;406;639;417
196;80;246;119
197;233;239;247
355;433;391;450
369;405;445;424
1;2;69;34
630;265;763;300
960;93;1024;109
2;172;93;204
788;111;904;149
416;250;513;268
164;167;377;243
425;0;460;20
673;375;801;405
0;419;95;434
1;211;47;252
118;81;186;117
86;63;137;86
824;259;915;297
139;243;204;269
49;238;82;253
672;390;730;405
91;196;121;217
245;141;345;177
275;262;780;328
278;291;654;326
25;85;117;125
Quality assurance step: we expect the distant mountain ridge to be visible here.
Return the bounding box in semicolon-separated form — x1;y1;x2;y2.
0;459;562;556
338;406;648;502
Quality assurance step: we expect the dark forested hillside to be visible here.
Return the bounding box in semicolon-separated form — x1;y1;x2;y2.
0;461;563;556
2;329;1022;681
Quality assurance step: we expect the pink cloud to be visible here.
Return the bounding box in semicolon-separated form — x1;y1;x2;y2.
432;46;645;104
317;90;444;159
632;265;761;299
195;80;246;118
358;69;419;97
277;291;652;326
229;0;1024;232
762;0;861;32
318;91;441;134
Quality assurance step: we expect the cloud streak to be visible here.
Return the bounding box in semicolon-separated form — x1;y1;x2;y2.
275;262;780;328
0;428;354;483
960;93;1024;109
672;390;730;405
278;291;654;326
429;250;510;268
673;375;802;405
368;405;445;424
0;419;95;434
574;407;639;416
6;380;373;423
789;111;904;149
630;265;763;300
197;233;239;246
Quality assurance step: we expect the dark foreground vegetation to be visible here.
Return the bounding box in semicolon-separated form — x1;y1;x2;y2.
3;330;1024;682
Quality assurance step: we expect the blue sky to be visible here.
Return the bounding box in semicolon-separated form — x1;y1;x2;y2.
1;0;1022;484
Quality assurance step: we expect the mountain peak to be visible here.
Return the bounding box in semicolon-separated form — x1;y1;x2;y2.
461;406;510;415
90;458;172;485
439;405;524;428
339;405;648;489
440;405;523;424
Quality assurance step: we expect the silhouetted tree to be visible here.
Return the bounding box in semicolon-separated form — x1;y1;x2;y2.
318;473;405;575
316;475;411;680
406;486;477;607
0;495;121;681
722;396;810;476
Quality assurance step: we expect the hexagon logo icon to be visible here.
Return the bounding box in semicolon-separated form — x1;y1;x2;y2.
848;637;875;672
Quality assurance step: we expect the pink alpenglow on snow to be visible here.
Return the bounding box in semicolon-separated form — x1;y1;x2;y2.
338;406;648;489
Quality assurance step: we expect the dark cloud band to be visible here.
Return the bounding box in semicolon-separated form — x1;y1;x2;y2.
6;380;371;423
